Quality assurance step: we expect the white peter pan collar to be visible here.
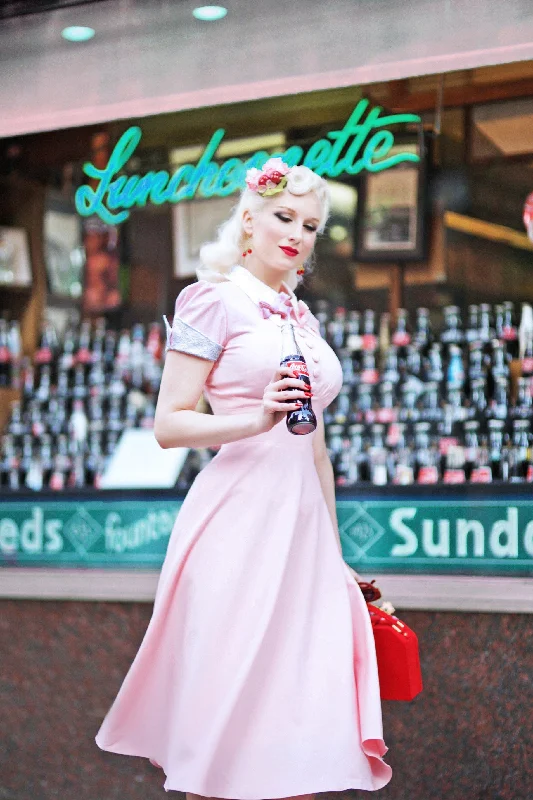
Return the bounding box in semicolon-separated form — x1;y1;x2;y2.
226;264;299;317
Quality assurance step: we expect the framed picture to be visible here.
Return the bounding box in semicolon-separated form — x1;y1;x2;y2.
44;190;84;298
81;215;122;315
0;226;32;287
172;195;238;278
354;135;428;262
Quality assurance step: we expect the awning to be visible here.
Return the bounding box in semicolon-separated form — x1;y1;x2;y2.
2;0;533;137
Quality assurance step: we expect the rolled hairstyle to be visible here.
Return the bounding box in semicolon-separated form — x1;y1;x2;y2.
197;164;331;290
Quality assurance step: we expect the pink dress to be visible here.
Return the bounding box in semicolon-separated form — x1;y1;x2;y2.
95;265;392;797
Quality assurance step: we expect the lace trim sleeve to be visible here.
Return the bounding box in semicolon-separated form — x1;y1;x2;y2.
162;315;223;361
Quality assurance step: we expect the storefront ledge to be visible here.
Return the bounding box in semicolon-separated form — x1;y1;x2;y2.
0;568;532;613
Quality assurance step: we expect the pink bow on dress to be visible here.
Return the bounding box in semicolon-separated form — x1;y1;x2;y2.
258;291;294;320
258;293;319;333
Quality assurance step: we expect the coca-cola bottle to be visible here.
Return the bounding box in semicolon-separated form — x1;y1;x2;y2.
7;319;22;390
488;419;505;480
392;308;411;350
34;322;58;383
463;420;480;479
441;305;464;346
513;377;533;420
413;307;432;351
327;308;346;351
468;341;485;381
49;454;66;491
465;304;480;344
381;346;400;384
368;424;388;485
362;310;377;352
280;322;317;435
414;422;440;484
478;303;494;345
406;344;423;379
333;384;351;425
443;444;466;484
510;420;531;481
68;400;89;454
338;349;356;387
425;343;444;383
7;400;26;441
75;320;93;370
500;301;519;359
470;435;492;483
356;383;374;423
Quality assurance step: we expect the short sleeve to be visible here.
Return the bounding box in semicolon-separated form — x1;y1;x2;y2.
163;281;227;361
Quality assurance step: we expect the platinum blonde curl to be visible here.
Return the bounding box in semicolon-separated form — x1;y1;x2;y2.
197;165;331;290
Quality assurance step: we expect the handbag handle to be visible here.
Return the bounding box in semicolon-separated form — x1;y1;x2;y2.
357;579;382;603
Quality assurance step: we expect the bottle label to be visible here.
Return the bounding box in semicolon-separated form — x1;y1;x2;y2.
471;466;492;483
418;466;439;484
34;347;52;364
502;326;517;341
386;423;401;446
76;348;92;365
361;369;379;385
522;357;533;374
392;332;411;347
439;437;459;455
443;468;466;484
285;359;309;378
362;334;377;351
371;464;388;485
50;472;65;490
394;464;414;485
376;407;396;424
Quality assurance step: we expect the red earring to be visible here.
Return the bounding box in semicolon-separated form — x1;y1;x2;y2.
297;267;305;276
242;248;252;257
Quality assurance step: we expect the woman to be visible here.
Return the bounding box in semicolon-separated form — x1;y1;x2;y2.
95;158;392;798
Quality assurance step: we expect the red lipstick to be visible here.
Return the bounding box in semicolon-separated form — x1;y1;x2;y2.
280;246;299;257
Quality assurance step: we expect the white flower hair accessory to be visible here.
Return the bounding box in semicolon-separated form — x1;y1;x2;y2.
245;157;291;196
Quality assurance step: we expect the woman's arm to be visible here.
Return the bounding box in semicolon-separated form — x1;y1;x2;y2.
312;410;362;580
153;350;309;449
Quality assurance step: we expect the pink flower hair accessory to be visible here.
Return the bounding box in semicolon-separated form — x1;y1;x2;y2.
245;157;291;196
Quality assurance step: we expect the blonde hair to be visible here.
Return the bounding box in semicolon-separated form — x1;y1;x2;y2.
197;165;330;290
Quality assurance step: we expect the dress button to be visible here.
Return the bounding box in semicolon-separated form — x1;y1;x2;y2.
313;368;321;379
311;353;319;363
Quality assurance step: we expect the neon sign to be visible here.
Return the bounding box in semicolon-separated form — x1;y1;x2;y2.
75;100;422;224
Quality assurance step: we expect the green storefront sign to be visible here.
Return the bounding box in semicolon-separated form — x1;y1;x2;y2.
1;498;532;575
74;99;422;225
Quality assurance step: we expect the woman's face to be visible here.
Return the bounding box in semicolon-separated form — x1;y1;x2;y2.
243;189;321;273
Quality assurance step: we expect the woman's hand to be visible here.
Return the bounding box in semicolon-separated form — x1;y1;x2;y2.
254;365;312;434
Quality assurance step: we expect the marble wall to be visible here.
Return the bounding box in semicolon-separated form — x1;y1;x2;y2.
1;600;531;800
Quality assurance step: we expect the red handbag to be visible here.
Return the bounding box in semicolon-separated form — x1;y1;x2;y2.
358;580;423;702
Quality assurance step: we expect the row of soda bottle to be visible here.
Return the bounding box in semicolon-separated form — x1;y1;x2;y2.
0;314;164;491
326;417;533;486
1;392;157;491
0;315;166;390
310;300;533;485
313;300;528;359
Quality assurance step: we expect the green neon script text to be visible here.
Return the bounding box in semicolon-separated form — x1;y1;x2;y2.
75;100;422;224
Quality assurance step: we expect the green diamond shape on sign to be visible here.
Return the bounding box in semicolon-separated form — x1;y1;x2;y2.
63;508;104;556
338;504;385;560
